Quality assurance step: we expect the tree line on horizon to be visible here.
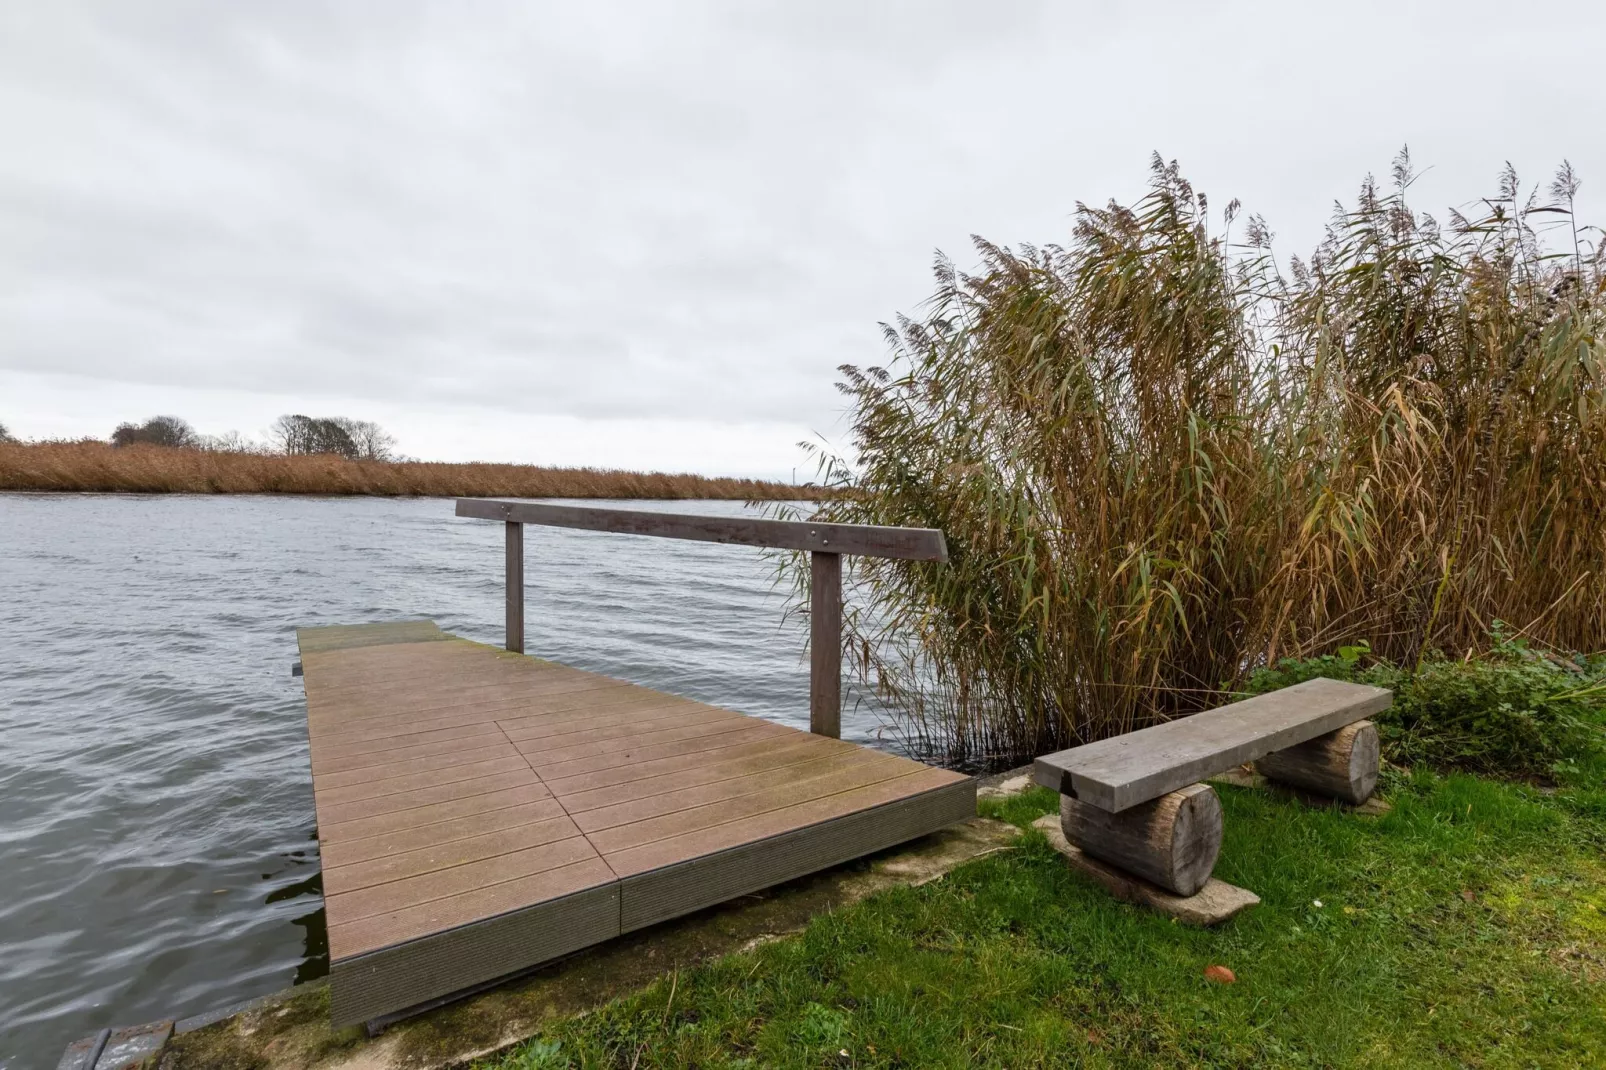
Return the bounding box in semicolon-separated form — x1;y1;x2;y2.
0;413;401;461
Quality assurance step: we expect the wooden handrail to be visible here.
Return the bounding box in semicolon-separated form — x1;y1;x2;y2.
456;498;947;560
455;498;949;738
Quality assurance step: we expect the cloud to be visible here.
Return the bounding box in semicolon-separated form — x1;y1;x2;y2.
2;1;1602;469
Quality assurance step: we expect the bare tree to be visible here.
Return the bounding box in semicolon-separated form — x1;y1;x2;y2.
198;430;255;453
331;418;396;461
271;414;368;459
110;415;198;448
270;414;315;454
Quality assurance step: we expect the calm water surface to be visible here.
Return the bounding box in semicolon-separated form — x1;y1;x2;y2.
0;495;883;1067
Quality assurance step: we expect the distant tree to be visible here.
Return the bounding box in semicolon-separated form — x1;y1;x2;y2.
0;421;13;443
110;415;198;448
331;418;396;461
197;430;254;453
270;414;386;459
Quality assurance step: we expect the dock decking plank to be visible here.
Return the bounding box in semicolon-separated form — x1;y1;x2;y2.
320;782;555;844
298;621;974;1028
326;836;605;935
314;769;545;827
320;798;573;869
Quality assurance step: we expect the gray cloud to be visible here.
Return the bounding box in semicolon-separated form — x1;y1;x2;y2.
2;1;1602;463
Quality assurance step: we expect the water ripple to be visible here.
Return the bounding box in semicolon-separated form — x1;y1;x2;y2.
0;495;864;1067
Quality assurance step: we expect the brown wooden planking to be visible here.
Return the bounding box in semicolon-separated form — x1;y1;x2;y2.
329;856;615;964
314;769;544;827
497;696;713;741
303;644;602;684
326;880;619;1028
510;705;745;755
574;748;903;836
305;650;624;703
455;498;949;561
618;778;975;933
586;754;925;854
310;721;507;766
325;836;604;934
312;729;512;776
604;766;966;878
307;678;647;731
321;798;572;869
307;663;623;709
298;620;975;1029
555;733;837;814
306;656;634;701
301;640;486;681
296;620;447;655
320;782;555;846
532;718;796;777
307;680;636;728
314;742;522;790
313;755;533;808
323;813;587;897
302;650;495;693
308;674;630;724
538;724;805;794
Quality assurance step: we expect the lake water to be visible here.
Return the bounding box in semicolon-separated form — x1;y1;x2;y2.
0;494;887;1067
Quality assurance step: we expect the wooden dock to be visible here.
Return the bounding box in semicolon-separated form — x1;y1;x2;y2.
300;620;974;1026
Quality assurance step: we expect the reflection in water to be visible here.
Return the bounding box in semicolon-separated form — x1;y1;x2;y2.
0;495;848;1068
263;830;328;986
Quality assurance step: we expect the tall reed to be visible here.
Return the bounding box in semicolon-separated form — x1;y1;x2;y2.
800;153;1606;772
0;441;805;500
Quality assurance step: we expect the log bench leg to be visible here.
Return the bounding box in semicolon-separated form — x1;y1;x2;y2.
1060;783;1223;897
1253;719;1379;804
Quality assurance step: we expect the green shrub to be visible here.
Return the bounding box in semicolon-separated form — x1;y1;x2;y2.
1243;631;1606;779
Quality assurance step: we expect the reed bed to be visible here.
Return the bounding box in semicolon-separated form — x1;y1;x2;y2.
0;441;804;499
802;154;1606;772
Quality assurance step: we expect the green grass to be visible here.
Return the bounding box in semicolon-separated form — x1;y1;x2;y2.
485;768;1606;1068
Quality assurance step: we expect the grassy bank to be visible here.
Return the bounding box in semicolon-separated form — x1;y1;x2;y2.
484;766;1606;1068
0;442;807;498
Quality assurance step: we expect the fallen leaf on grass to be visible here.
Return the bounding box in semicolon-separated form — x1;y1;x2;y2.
1204;965;1237;984
1460;889;1476;902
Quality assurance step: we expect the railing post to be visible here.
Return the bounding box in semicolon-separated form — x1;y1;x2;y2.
505;520;524;654
809;551;842;737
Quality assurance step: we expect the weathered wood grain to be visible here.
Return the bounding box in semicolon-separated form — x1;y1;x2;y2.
1034;678;1393;811
456;498;949;561
810;551;842;737
1033;814;1258;925
505;520;524;654
1060;783;1223;896
1254;719;1379;804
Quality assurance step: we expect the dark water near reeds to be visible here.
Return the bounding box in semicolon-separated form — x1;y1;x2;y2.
0;495;880;1067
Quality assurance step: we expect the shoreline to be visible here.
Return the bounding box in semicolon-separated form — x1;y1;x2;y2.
0;442;815;499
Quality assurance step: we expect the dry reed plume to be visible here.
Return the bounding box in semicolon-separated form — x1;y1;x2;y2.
0;441;804;499
800;152;1606;772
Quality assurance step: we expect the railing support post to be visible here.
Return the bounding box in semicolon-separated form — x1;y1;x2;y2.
809;550;842;737
505;520;524;654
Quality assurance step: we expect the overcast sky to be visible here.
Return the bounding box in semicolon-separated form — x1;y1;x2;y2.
3;2;1602;477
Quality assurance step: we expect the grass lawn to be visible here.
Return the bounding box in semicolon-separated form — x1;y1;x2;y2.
485;765;1606;1069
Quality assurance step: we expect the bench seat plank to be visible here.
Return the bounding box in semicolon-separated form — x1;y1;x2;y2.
1033;678;1391;811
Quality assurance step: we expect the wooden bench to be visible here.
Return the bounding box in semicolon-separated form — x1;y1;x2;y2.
1032;678;1391;897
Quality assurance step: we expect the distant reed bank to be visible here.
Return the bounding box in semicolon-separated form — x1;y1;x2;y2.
0;441;807;499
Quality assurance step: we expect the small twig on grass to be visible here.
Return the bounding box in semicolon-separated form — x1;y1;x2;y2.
660;969;678;1030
